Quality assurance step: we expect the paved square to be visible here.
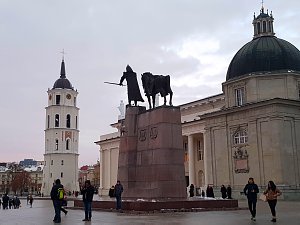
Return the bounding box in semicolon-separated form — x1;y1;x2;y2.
0;199;299;225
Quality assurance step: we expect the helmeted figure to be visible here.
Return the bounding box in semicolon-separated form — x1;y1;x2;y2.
119;65;144;106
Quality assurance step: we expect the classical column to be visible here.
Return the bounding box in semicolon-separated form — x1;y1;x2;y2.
99;148;104;195
203;129;213;186
107;149;111;189
188;135;195;185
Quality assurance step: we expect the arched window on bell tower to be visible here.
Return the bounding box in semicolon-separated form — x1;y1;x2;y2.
66;139;70;150
47;115;50;128
55;114;60;127
66;114;71;128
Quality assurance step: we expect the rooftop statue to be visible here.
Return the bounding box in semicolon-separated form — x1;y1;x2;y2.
119;65;144;106
141;72;173;109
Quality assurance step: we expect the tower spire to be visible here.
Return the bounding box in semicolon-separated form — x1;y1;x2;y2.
60;59;66;78
60;49;66;78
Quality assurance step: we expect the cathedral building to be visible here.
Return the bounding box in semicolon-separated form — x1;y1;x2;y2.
96;6;300;199
41;59;80;196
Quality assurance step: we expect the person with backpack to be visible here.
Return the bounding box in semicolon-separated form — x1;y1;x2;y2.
51;179;64;223
81;180;95;221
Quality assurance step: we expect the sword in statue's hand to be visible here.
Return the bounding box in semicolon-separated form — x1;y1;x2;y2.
104;82;126;86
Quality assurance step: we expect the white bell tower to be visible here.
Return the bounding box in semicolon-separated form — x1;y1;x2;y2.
41;58;80;196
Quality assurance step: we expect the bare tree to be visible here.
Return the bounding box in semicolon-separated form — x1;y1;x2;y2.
10;171;32;195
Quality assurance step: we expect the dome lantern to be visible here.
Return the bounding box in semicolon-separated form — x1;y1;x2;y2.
252;5;275;39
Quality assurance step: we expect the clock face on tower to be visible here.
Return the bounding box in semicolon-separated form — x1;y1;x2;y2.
66;94;71;99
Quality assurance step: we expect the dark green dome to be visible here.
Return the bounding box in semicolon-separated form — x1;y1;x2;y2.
226;36;300;80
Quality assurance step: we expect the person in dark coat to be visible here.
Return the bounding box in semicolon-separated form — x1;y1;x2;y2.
114;180;124;210
2;193;9;209
14;196;21;209
109;186;115;198
220;185;227;199
51;179;64;223
243;177;259;221
189;184;195;197
28;195;33;208
81;180;95;221
206;185;215;198
119;65;144;106
227;185;232;199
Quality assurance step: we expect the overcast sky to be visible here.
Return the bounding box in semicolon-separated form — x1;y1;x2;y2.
0;0;299;166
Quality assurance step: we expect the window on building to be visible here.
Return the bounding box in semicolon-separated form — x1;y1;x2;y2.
183;142;188;162
235;88;245;106
55;114;60;127
56;95;61;105
61;160;64;165
61;172;63;178
66;114;71;128
74;97;76;106
47;115;50;128
75;116;78;129
51;160;53;165
55;139;59;150
66;139;70;150
263;21;266;32
50;173;52;178
233;129;248;145
257;22;261;34
268;21;272;32
197;140;204;161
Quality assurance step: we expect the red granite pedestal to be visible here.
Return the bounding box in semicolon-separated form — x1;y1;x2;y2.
118;106;186;199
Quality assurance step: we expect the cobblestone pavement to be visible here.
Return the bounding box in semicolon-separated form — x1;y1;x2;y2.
0;199;299;225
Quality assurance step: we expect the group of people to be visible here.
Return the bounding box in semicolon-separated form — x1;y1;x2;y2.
1;194;21;209
244;177;281;222
188;178;281;222
188;184;232;199
50;179;124;223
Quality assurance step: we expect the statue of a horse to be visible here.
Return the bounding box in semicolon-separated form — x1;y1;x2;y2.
141;72;173;109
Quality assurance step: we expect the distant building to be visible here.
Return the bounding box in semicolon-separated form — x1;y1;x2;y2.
41;58;80;195
19;159;37;167
78;162;100;191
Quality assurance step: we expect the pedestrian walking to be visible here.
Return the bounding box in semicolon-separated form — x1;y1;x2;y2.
220;185;227;199
227;185;232;199
51;179;64;223
81;180;95;221
14;196;21;209
28;195;33;208
243;177;259;221
189;184;195;197
2;193;9;209
114;180;123;210
263;181;282;222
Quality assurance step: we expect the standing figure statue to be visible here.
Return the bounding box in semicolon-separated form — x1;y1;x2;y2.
119;65;144;106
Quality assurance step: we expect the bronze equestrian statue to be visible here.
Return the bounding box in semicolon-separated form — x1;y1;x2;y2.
119;65;144;106
141;72;173;109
